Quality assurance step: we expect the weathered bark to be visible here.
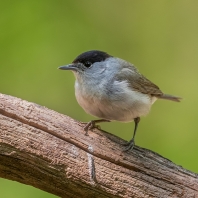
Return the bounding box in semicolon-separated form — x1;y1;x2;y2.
0;93;197;198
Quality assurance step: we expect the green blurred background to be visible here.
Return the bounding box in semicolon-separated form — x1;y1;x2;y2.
0;1;198;197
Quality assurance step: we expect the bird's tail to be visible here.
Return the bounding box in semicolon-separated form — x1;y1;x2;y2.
158;94;182;102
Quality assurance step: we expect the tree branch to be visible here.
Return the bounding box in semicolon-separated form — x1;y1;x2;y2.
0;93;197;198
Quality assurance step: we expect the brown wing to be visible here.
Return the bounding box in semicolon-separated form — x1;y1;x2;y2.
131;74;163;97
115;65;163;97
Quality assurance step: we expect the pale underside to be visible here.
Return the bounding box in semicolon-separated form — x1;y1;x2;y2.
75;80;157;122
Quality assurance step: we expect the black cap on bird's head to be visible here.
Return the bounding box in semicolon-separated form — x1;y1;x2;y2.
58;50;112;71
72;50;111;67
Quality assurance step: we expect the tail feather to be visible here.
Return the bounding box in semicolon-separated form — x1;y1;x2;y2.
158;94;182;102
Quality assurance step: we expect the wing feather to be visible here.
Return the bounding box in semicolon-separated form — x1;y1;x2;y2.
114;64;163;97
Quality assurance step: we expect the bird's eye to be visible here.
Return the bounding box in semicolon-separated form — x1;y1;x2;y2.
84;61;92;67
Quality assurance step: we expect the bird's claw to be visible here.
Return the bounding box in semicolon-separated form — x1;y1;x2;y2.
83;119;110;135
122;140;135;152
83;121;101;135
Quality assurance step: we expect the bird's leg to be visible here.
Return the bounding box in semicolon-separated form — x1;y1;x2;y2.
84;119;110;135
123;117;140;151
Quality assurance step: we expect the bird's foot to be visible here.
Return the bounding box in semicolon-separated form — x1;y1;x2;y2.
84;121;97;135
83;119;110;135
122;139;135;152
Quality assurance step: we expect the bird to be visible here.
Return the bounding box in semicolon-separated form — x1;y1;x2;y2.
59;50;181;151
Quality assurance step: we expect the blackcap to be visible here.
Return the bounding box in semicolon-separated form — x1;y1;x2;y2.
59;50;181;151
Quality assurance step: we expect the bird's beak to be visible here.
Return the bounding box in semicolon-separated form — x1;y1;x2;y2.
58;64;78;71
